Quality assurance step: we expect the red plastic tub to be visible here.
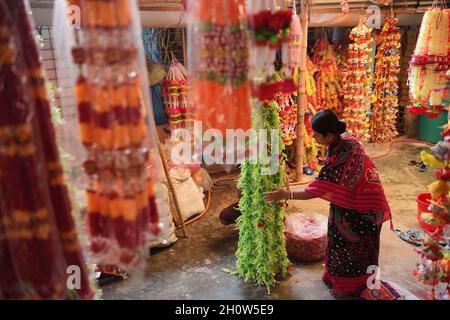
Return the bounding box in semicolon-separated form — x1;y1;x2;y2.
416;192;438;233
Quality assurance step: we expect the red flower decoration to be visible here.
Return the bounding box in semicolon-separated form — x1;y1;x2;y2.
434;168;450;181
407;105;426;115
268;13;284;32
257;221;264;229
251;10;271;30
277;9;293;29
427;111;441;119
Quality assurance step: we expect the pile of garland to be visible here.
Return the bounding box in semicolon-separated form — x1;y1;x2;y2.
234;100;290;293
369;16;401;143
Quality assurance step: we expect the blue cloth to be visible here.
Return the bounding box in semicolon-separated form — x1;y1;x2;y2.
142;28;168;125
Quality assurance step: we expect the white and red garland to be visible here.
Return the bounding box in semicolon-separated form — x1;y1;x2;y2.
162;57;194;129
408;8;450;117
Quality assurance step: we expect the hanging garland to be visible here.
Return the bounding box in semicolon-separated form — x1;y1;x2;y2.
69;0;161;271
234;101;290;292
161;57;194;130
312;33;343;113
190;0;252;134
369;16;401;143
305;57;320;170
227;2;292;292
341;17;373;141
277;91;297;146
408;8;450;117
278;7;301;147
0;0;93;299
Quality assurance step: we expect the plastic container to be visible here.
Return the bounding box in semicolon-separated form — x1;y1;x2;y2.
418;110;448;144
285;212;328;262
416;192;438;233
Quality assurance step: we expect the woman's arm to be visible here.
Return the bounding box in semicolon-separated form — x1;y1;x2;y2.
263;188;317;203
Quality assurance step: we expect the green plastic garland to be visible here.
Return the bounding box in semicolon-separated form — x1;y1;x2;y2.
231;100;290;293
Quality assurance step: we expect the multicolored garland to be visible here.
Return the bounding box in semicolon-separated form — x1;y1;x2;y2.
342;17;373;141
415;127;450;299
408;8;450;117
305;57;320;169
68;0;160;271
161;57;194;130
0;0;93;299
277;91;297;146
369;16;401;143
190;0;251;134
312;33;343;113
251;8;292;48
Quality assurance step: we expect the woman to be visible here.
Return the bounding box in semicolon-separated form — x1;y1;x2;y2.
264;109;392;297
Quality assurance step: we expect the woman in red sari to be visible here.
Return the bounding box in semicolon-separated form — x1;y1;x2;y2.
264;109;392;297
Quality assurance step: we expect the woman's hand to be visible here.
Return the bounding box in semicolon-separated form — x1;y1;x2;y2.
263;188;290;203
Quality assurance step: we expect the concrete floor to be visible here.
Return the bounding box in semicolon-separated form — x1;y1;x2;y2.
101;142;445;300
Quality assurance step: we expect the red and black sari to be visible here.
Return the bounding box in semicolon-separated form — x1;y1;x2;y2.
305;136;392;295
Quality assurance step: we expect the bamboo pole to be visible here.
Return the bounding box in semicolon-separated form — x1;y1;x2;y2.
295;0;309;182
181;27;187;66
157;141;188;238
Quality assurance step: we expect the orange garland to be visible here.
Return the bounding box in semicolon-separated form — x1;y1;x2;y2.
69;0;159;271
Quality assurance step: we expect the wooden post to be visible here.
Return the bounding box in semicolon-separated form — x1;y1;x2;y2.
181;27;187;66
295;0;309;182
157;141;188;238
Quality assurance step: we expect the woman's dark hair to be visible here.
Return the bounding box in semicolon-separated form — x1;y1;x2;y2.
311;109;346;136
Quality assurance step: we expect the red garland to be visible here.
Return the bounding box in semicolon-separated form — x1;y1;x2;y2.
252;79;296;101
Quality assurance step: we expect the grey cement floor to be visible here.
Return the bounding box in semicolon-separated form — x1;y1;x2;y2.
101;142;445;300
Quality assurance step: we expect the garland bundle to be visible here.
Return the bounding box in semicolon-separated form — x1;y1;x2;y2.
312;34;343;113
369;16;401;143
161;57;194;130
341;17;373;141
231;1;291;292
408;8;450;117
235;101;290;292
190;0;252;134
0;0;93;299
68;0;160;271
